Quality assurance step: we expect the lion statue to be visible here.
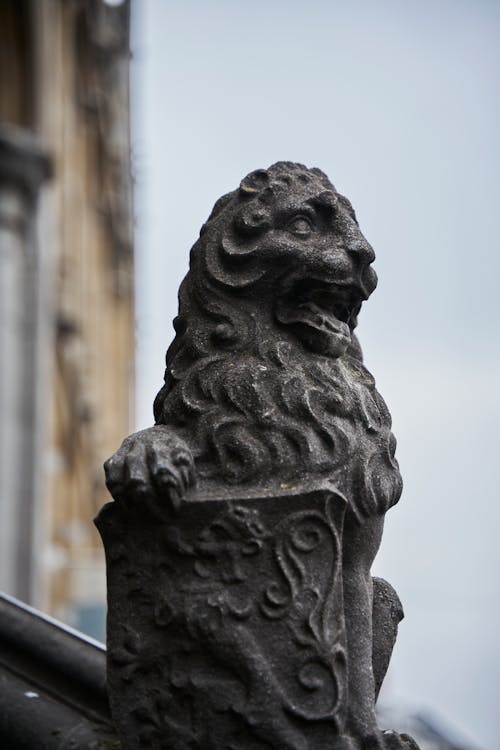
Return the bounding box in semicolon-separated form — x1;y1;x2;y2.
105;162;417;750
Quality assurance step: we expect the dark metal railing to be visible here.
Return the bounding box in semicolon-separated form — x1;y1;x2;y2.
0;592;119;749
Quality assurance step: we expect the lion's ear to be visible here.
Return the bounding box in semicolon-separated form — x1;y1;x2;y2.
201;193;234;234
239;169;269;195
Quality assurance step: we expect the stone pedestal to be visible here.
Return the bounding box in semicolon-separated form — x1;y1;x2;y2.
96;483;354;750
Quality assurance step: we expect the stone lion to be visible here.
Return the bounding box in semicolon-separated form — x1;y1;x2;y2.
105;162;417;749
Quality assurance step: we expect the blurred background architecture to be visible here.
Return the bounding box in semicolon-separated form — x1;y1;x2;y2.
0;0;134;641
0;0;497;748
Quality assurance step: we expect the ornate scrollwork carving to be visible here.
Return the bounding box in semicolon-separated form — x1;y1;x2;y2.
99;487;349;750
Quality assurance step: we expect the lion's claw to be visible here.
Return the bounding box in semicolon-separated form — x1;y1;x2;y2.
104;426;196;515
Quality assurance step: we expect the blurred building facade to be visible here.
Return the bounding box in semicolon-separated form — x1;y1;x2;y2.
0;0;134;640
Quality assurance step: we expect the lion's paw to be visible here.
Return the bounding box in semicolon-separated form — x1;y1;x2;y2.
104;425;196;515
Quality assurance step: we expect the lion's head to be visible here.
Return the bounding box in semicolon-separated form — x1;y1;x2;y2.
172;161;376;361
154;163;401;520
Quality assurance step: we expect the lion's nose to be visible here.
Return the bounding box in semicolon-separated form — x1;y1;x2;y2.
347;239;375;264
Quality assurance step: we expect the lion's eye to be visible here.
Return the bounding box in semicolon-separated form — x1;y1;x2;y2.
287;216;312;236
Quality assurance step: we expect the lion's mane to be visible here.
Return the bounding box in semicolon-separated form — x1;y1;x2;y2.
154;163;402;521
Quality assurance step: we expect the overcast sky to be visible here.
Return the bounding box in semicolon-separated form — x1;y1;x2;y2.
131;2;500;747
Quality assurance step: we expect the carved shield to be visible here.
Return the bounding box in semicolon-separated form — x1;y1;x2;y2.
96;483;348;750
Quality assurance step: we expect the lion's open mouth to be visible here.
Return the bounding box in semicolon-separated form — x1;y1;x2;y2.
275;278;364;355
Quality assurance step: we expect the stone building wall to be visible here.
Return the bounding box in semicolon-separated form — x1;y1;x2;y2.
0;0;134;640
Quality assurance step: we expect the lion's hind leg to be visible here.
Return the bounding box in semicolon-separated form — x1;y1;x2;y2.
371;577;404;700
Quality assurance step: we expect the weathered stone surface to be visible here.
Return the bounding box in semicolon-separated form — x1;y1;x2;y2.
97;162;420;750
99;483;348;749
